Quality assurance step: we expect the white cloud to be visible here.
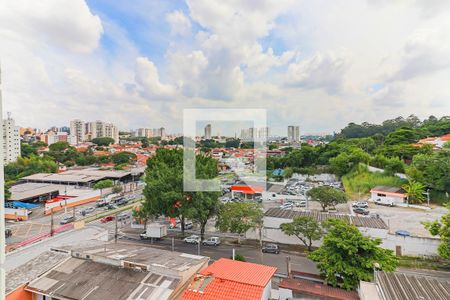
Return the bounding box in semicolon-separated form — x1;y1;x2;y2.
0;0;103;53
166;10;191;36
134;57;175;99
286;51;350;93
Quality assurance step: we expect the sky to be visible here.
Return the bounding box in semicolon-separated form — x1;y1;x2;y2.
1;0;449;135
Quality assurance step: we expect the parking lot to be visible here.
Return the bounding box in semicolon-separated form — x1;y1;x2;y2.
365;202;448;237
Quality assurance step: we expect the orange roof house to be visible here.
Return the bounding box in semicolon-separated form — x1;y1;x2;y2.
182;258;277;300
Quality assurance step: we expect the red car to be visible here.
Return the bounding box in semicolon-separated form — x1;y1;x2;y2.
101;216;115;223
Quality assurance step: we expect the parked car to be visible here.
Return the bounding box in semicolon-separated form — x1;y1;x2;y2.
116;198;128;206
279;203;294;210
117;212;130;221
60;215;75;225
104;203;118;210
81;207;95;215
184;235;200;244
262;243;280;254
203;237;221;246
185;221;194;230
353;207;369;215
101;216;115;223
395;230;411;237
352;201;369;208
96;200;108;207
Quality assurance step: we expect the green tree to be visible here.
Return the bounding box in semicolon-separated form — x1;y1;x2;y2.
281;216;323;251
424;206;450;259
111;151;137;165
309;219;398;290
225;138;240;148
21;142;38;158
94;179;114;196
329;148;371;177
91;137;115;146
216;202;263;244
112;185;123;194
48;141;70;152
402;180;426;204
186;191;221;241
307;186;347;212
384;128;422;145
141;137;150;148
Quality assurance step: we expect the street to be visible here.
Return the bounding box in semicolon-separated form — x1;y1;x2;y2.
118;232;319;275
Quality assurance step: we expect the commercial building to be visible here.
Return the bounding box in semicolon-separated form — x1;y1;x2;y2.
7;243;209;300
2;115;21;163
182;258;276;300
204;124;211;139
370;186;407;205
287;125;300;142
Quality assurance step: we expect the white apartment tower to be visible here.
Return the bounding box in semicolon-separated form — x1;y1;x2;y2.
70;119;85;145
2;114;21;163
104;123;119;143
287;125;300;142
204;124;212;139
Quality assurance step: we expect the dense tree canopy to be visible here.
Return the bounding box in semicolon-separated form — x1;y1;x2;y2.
309;219;398;290
91;137;115;146
307;186;347;211
281;216;323;251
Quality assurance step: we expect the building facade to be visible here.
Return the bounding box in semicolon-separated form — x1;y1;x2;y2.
204;124;212;139
287;125;300;142
70;119;119;144
2;116;21;163
69;119;85;145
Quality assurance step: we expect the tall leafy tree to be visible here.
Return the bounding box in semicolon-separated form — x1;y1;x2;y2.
281;216;323;251
402;180;426;204
94;179;113;196
309;219;398;290
91;137;115;146
143;149;220;236
424;205;450;259
216;202;263;244
307;186;347;212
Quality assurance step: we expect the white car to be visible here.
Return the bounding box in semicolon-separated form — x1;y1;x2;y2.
183;235;200;244
203;237;221;246
279;203;294;210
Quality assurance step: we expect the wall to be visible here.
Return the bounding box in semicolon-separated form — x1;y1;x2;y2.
246;216;440;256
261;281;272;300
4;207;29;220
6;284;33;300
370;192;404;204
44;191;100;214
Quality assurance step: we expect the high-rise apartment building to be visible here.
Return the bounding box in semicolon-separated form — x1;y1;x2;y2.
204;124;212;139
104;123;119;143
287;125;300;142
70;119;119;144
136;128;153;138
2;115;21;163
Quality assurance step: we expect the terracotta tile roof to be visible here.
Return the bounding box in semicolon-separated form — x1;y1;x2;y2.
200;258;276;287
279;278;360;300
181;259;277;300
182;276;264;300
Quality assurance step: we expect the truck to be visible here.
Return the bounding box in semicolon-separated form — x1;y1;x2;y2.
374;197;395;207
140;223;168;240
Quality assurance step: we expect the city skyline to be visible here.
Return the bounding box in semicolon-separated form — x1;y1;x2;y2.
1;1;450;134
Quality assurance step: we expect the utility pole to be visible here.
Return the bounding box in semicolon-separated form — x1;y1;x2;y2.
197;240;201;256
50;208;54;237
171;237;174;252
286;256;292;278
72;206;76;220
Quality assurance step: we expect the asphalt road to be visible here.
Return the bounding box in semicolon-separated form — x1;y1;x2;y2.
118;234;319;275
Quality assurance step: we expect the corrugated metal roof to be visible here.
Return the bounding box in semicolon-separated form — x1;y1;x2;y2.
265;208;388;229
26;258;181;300
376;271;450;300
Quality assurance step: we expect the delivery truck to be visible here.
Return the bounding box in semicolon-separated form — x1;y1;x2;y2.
139;223;168;240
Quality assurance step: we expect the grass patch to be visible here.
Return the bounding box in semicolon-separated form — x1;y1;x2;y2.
342;164;406;199
398;256;450;271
